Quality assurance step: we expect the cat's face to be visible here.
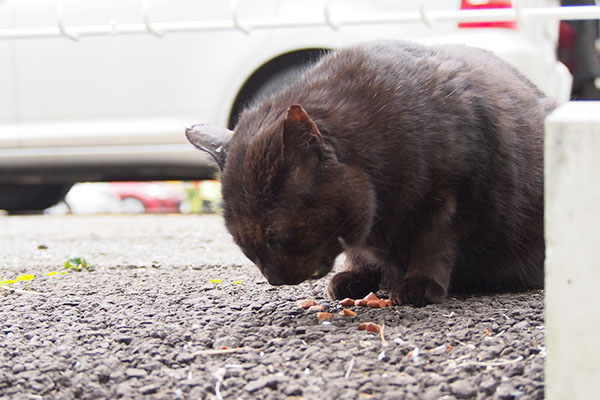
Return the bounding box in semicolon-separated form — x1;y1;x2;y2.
222;190;344;285
187;105;374;285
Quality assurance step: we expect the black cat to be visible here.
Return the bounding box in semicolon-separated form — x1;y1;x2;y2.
186;41;554;306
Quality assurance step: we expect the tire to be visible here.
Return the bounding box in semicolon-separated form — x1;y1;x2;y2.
0;183;73;214
119;197;146;214
251;64;307;103
230;62;312;128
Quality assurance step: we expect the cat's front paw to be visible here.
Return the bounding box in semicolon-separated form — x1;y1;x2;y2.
391;277;446;307
327;271;377;300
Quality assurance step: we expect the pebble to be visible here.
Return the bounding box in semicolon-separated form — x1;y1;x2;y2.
513;320;530;330
175;352;196;364
11;364;25;374
480;376;499;393
383;390;407;400
450;379;477;399
139;384;159;395
422;386;445;400
284;384;303;396
244;375;286;392
93;365;111;383
115;335;133;345
495;382;518;399
115;382;134;398
124;368;147;379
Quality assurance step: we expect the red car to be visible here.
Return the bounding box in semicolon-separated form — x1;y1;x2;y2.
109;182;185;214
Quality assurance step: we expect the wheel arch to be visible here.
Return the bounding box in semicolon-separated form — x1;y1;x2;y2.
227;48;330;129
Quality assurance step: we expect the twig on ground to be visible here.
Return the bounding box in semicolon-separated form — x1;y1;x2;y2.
441;355;524;369
462;355;524;367
379;322;388;344
214;367;226;400
344;358;355;379
0;284;48;296
440;354;470;367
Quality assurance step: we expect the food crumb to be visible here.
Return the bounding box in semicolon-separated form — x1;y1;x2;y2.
340;298;355;307
317;312;333;322
364;292;379;301
367;300;381;308
340;308;357;317
358;322;382;334
297;299;318;309
356;299;369;307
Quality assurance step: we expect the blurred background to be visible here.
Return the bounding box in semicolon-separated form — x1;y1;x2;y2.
0;0;598;215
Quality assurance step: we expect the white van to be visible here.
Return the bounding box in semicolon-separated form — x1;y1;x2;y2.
0;0;571;212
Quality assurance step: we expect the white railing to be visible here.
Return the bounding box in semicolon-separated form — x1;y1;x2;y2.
0;1;599;41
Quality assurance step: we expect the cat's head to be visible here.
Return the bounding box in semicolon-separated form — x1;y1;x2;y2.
186;105;374;285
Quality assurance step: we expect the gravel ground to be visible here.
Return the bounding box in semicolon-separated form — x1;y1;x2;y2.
0;214;545;400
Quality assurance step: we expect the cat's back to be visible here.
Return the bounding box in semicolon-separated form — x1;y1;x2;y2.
237;40;553;145
306;40;549;111
283;41;549;184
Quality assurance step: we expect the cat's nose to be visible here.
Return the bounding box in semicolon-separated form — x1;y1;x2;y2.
262;264;306;285
265;274;285;285
261;265;285;285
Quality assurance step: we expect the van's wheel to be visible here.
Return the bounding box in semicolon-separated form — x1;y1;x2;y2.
251;64;307;103
0;183;73;214
229;61;316;129
120;197;146;214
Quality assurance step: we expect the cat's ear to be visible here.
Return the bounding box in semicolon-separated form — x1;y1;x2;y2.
185;124;233;171
282;105;322;153
281;105;323;190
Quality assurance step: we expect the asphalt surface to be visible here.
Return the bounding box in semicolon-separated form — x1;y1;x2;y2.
0;214;545;399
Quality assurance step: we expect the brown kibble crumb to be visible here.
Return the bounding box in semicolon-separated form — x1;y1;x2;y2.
378;299;387;308
358;322;381;333
358;322;370;330
385;299;393;307
367;300;381;308
483;328;491;336
446;344;453;352
356;299;369;307
364;292;379;301
297;299;318;309
340;308;357;317
339;298;355;307
308;305;325;312
317;312;333;322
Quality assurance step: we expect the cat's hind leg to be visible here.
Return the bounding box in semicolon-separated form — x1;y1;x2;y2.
390;196;459;307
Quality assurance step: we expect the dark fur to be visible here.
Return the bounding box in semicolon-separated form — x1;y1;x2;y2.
187;41;555;306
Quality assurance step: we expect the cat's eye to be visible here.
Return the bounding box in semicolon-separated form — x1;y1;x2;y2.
269;236;300;256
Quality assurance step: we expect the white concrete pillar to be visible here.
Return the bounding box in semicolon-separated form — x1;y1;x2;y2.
545;102;600;400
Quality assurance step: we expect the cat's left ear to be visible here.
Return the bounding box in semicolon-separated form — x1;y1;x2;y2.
281;105;324;190
283;105;322;152
185;124;233;171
